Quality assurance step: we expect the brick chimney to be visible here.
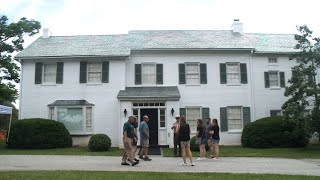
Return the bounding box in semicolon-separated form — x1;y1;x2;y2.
231;19;243;35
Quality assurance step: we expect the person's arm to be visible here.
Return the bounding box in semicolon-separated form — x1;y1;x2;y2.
123;130;128;144
196;127;200;137
176;124;180;134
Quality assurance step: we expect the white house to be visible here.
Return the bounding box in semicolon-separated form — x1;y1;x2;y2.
15;20;304;147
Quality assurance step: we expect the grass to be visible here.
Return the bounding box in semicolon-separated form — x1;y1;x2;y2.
0;141;123;156
0;171;319;180
162;144;320;159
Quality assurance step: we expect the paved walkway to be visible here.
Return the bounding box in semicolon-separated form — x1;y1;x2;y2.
0;155;320;176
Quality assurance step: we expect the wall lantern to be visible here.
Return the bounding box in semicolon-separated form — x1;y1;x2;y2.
124;109;127;117
171;108;174;117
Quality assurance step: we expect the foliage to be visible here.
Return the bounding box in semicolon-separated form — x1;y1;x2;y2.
241;116;309;148
282;25;320;142
88;134;111;151
7;118;72;149
0;15;41;103
190;136;209;151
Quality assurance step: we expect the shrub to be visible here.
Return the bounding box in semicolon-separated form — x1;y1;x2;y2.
241;116;309;148
7;118;72;149
88;134;111;151
190;136;209;151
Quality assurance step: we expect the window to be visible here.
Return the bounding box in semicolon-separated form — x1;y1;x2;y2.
269;71;279;87
49;107;54;120
43;64;56;83
185;63;200;85
142;64;156;84
160;109;166;128
86;107;92;132
226;63;240;84
87;62;102;82
186;108;201;131
268;57;278;64
270;110;282;117
227;107;242;130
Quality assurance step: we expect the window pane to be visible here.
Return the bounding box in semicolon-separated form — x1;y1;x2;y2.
160;109;165;127
86;107;92;132
44;64;56;83
49;107;54;120
226;63;240;83
57;108;83;133
227;107;242;130
268;58;278;63
269;72;279;86
142;64;156;84
186;63;199;85
88;63;101;82
187;108;201;131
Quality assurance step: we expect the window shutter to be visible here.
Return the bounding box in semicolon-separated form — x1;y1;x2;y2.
179;64;186;84
156;64;163;84
243;107;251;127
280;72;285;88
102;61;109;83
180;108;186;117
264;72;270;88
135;64;142;85
220;63;227;84
56;62;63;84
35;62;43;84
79;61;87;83
220;107;228;132
202;107;210;120
200;63;207;84
240;63;247;84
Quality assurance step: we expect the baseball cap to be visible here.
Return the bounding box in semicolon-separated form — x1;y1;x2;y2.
175;115;181;119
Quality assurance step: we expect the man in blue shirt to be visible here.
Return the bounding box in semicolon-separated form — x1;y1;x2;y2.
139;115;151;161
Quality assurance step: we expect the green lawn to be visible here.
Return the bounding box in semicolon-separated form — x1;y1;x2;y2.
162;144;320;159
1;171;319;180
0;141;123;156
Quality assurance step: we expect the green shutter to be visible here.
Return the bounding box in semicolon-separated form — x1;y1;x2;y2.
79;61;87;83
200;63;207;84
135;64;142;85
264;72;270;88
220;107;228;132
220;63;227;84
202;107;210;120
243;107;251;127
156;64;163;84
280;72;285;88
240;63;247;84
179;64;186;84
102;61;109;83
180;108;186;117
56;62;63;84
35;62;43;84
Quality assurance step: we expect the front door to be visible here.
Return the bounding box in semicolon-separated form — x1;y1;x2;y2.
140;109;158;146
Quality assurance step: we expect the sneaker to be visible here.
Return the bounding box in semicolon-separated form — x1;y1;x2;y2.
180;162;187;166
213;157;218;160
191;162;195;166
196;158;202;161
131;161;139;166
143;157;152;161
139;155;144;159
121;162;130;166
134;158;140;162
202;157;206;160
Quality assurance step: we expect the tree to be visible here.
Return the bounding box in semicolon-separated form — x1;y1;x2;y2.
282;25;320;142
0;15;41;103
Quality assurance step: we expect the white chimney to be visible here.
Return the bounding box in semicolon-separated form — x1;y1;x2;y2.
231;19;243;34
43;28;50;38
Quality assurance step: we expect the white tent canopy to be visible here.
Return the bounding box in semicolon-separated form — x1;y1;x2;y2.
0;105;13;142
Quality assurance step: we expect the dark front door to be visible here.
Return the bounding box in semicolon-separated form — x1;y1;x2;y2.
140;109;158;146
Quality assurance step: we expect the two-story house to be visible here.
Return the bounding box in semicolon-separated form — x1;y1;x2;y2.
15;20;299;147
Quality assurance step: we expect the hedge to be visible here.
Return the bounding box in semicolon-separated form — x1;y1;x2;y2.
88;134;111;151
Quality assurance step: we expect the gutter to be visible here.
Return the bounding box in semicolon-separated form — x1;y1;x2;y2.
249;50;255;122
14;55;130;60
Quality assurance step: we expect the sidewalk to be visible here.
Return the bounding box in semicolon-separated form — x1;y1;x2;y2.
0;155;319;176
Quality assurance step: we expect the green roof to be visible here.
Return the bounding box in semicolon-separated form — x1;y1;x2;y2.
48;100;94;106
16;30;298;59
117;86;180;100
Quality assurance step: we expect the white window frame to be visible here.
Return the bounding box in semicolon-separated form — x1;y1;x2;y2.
185;63;200;85
142;63;157;85
48;106;94;135
226;62;240;84
43;63;57;84
87;62;102;83
227;106;243;132
268;71;280;87
159;108;166;129
186;107;202;133
268;57;278;64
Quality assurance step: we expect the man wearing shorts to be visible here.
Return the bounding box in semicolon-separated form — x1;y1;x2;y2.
139;115;151;161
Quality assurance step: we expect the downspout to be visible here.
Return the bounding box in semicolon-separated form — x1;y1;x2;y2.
249;50;255;121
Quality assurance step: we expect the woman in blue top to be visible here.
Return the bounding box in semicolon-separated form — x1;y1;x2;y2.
176;115;194;166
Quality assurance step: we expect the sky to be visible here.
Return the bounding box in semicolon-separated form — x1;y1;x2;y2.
1;0;320;107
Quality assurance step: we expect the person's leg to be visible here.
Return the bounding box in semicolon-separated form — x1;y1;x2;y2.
181;147;186;163
208;139;214;158
214;142;220;159
173;135;178;156
199;144;204;158
187;147;193;163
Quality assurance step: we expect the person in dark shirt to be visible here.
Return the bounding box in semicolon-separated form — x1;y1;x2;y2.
121;116;139;166
176;115;194;166
196;119;206;160
210;118;220;160
131;117;139;162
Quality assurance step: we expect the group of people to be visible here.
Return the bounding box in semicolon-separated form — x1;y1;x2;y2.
121;114;220;167
121;115;151;166
172;115;220;166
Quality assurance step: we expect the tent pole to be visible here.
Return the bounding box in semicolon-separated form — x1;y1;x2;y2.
7;113;12;143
